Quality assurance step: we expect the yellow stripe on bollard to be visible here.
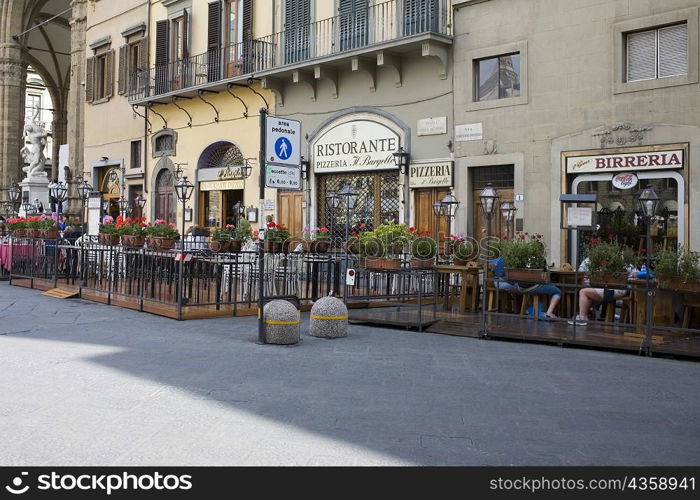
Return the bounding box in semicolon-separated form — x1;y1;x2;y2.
264;320;301;325
310;315;348;320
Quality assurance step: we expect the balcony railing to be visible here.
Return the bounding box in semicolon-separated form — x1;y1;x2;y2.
128;0;452;101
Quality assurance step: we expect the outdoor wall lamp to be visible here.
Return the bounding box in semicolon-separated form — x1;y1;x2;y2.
393;147;410;175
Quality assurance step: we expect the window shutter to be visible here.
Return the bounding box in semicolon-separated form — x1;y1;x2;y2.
208;1;222;81
182;10;189;59
138;37;148;69
627;29;656;82
243;0;253;40
118;44;128;94
658;23;688;78
155;20;169;94
105;49;114;98
155;20;169;67
85;56;95;102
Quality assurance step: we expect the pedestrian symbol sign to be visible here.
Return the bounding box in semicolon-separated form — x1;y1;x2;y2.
266;116;301;167
274;137;292;161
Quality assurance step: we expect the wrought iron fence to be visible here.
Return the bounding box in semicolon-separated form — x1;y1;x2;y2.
128;0;452;101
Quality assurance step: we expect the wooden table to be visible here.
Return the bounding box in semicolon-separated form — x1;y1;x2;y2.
435;264;480;313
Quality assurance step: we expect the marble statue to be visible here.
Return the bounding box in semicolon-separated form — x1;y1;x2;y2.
20;109;48;179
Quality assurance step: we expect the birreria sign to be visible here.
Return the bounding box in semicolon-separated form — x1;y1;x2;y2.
566;149;684;173
313;120;399;173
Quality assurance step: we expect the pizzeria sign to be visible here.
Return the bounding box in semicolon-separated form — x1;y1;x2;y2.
566;149;684;174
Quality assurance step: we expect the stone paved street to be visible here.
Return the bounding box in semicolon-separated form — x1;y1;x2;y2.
1;282;699;466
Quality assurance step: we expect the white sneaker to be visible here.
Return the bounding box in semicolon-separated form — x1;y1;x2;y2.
567;315;588;326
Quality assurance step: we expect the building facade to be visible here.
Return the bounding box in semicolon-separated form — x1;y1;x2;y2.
125;0;454;241
452;0;699;263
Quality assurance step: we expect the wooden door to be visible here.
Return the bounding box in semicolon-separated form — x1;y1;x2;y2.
414;188;450;252
277;191;304;245
472;188;514;239
156;190;175;224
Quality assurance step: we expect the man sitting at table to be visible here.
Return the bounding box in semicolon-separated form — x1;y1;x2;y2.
568;258;639;326
490;255;561;319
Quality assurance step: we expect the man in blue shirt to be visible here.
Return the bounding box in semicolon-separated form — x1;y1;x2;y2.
490;255;561;318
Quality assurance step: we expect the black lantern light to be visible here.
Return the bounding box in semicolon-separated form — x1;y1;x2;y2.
325;190;341;211
78;179;93;201
638;185;660;218
392;147;410;175
174;176;194;203
135;193;146;209
338;182;358;211
118;196;130;215
174;163;185;182
300;157;310;180
8;182;21;204
50;181;68;204
479;182;499;216
439;190;460;218
243;159;253;179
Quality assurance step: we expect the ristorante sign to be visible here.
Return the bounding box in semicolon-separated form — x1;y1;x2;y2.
566;149;684;174
313;120;399;173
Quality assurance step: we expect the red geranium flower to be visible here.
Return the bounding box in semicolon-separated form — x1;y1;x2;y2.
607;233;614;240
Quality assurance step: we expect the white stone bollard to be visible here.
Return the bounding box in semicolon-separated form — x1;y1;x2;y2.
263;300;300;345
309;296;348;339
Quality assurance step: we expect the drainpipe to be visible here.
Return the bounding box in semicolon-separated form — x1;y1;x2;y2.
143;0;151;215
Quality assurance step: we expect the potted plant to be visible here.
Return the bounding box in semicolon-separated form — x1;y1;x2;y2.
25;216;42;238
358;221;407;270
302;226;330;253
7;217;27;237
502;233;549;282
231;219;253;252
38;214;58;239
144;219;180;250
264;221;289;253
210;225;234;252
585;236;634;286
450;234;478;266
98;215;120;245
655;247;700;293
409;231;437;268
117;216;146;248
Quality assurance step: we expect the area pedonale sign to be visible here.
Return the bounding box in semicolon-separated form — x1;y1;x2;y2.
566;149;684;174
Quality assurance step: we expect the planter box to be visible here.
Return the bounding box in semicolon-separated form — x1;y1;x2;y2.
302;241;329;253
26;229;42;238
121;235;145;248
12;229;26;238
589;272;628;287
453;258;471;267
505;268;549;283
264;240;283;253
410;258;434;269
364;257;402;270
99;233;120;246
42;229;58;239
210;240;232;252
147;237;175;251
658;276;700;293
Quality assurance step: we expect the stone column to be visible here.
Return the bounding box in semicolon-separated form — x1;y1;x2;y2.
51;108;67;181
66;0;87;217
0;41;26;197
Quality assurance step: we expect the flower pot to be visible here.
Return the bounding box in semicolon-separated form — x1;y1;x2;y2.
210;240;232;252
658;276;700;293
589;272;628;287
99;233;120;246
148;237;175;251
27;228;42;238
309;241;329;253
365;257;402;270
453;258;470;266
410;258;434;269
229;240;242;253
42;228;58;239
121;235;145;248
301;241;312;252
505;268;549;283
12;229;26;238
264;240;282;253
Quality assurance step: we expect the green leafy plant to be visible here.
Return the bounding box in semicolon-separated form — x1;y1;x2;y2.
144;219;180;240
501;233;547;269
585;237;634;274
679;250;700;283
357;221;408;257
265;221;289;242
99;215;119;235
233;219;252;242
410;233;437;259
211;226;233;242
6;217;26;230
653;246;680;278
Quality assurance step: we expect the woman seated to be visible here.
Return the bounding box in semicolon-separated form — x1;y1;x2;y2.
489;255;561;319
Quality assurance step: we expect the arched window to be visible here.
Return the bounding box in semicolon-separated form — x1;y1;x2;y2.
206;143;244;169
154;168;175;224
